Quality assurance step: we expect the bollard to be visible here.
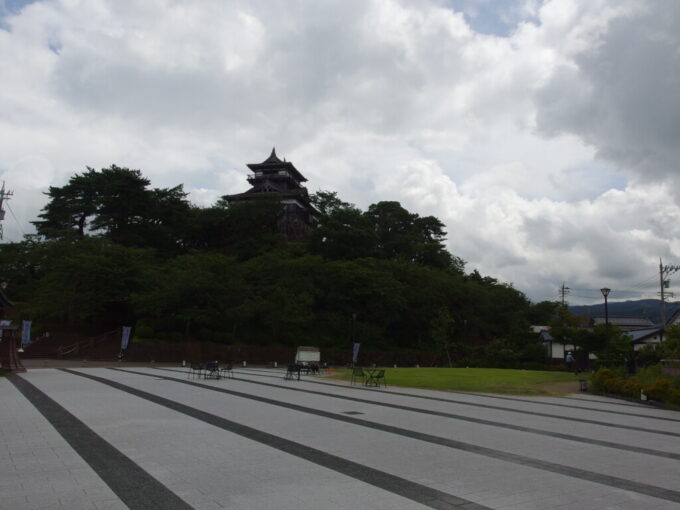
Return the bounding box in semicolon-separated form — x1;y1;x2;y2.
274;361;278;368
182;360;186;367
243;361;247;367
578;379;588;392
393;364;397;368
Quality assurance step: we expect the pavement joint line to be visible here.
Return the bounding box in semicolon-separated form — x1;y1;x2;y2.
115;367;680;504
56;369;491;510
162;368;680;461
7;374;195;510
562;395;657;408
239;367;680;423
233;368;680;431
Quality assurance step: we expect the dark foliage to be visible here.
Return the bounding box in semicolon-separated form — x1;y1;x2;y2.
1;167;547;363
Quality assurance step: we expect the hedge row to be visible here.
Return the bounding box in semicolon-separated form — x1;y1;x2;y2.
591;368;680;406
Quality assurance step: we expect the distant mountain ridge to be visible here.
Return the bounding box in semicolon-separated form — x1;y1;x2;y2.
568;299;680;325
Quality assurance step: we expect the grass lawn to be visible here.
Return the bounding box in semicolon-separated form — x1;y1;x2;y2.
337;367;582;395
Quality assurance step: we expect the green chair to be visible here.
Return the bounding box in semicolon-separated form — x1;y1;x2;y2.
350;367;366;385
366;369;386;388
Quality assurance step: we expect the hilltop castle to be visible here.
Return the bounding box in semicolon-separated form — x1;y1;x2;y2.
223;149;319;240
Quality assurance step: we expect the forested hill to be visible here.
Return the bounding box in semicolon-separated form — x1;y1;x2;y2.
0;165;555;366
569;299;680;324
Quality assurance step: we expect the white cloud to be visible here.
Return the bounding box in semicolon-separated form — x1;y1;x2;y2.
1;0;679;305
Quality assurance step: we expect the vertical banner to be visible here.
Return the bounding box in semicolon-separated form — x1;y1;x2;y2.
120;326;132;350
352;342;360;364
21;320;32;345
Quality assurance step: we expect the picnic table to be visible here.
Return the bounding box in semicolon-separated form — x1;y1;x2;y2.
188;361;233;380
204;361;220;379
350;367;385;387
284;362;321;380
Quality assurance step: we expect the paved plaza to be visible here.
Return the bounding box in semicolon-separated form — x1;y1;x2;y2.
1;366;679;510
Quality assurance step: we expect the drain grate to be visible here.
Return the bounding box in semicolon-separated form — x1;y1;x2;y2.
342;411;364;415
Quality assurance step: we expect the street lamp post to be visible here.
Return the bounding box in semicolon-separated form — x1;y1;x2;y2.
600;288;610;329
600;287;618;371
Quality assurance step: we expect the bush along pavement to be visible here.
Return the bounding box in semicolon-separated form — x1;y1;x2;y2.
590;366;680;408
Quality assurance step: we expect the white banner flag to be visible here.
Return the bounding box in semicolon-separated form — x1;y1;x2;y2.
21;320;32;345
352;342;360;364
120;326;132;350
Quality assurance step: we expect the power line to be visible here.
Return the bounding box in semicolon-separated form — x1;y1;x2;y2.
630;273;660;289
570;293;603;301
568;287;657;297
4;201;26;237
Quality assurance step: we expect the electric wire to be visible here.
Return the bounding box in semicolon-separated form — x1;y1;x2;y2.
4;201;27;237
629;273;660;289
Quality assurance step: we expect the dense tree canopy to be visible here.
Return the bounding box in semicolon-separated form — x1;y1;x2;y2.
1;165;550;365
309;192;464;272
33;165;192;254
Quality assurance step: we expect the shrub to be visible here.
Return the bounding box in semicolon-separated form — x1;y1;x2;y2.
602;376;625;394
668;388;680;406
592;367;680;407
134;324;154;339
633;364;662;386
636;346;663;368
591;368;617;391
620;379;643;398
646;379;671;402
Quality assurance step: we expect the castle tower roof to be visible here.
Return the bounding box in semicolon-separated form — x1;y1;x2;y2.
246;147;307;183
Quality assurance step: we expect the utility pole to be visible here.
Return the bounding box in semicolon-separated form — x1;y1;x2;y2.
558;282;570;306
0;182;13;240
659;258;680;330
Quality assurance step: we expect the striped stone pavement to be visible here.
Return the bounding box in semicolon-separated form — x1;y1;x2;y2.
1;366;679;509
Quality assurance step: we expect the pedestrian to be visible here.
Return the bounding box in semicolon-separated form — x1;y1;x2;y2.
565;352;575;372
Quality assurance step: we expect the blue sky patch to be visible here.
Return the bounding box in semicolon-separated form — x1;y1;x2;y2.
444;0;541;37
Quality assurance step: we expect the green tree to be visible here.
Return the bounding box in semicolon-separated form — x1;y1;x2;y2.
223;197;285;260
133;252;246;341
184;202;232;251
33;165;192;254
0;236;50;302
548;306;582;350
584;324;632;368
33;168;100;237
308;206;376;260
430;308;457;367
366;201;413;255
527;300;560;325
659;324;680;358
27;237;153;327
309;190;351;216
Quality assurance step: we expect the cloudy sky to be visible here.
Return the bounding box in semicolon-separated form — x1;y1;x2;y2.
1;0;679;305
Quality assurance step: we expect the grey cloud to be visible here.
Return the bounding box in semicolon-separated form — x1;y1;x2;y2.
44;0;476;139
535;2;680;185
4;0;680;306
